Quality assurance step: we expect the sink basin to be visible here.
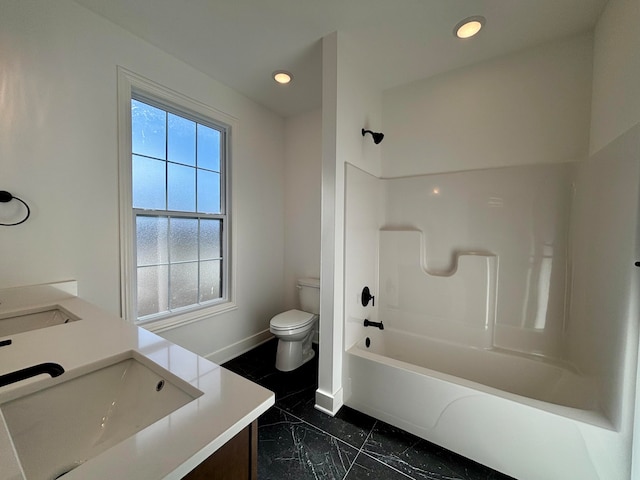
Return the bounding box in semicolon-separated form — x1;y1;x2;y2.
1;352;203;480
0;306;80;337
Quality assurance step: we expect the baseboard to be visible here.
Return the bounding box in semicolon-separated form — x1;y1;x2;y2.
205;329;274;365
314;387;344;416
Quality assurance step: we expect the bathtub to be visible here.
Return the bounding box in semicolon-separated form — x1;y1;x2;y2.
345;328;627;480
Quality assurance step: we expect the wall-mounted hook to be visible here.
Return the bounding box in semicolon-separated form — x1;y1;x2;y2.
361;286;375;307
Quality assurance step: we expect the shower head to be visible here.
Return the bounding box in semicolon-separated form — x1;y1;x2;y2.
362;128;384;145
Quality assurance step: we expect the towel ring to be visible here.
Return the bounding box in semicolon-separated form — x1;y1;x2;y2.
0;190;31;226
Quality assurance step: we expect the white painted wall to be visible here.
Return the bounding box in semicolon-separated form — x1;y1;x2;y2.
336;32;384;356
381;33;593;177
590;0;640;154
283;109;322;310
317;32;383;414
317;32;341;414
0;0;286;360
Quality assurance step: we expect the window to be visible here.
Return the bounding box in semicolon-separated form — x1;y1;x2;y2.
118;68;236;330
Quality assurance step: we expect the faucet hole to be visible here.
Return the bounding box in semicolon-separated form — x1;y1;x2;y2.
156;379;165;392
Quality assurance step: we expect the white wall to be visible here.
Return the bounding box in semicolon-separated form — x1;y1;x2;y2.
0;0;286;360
318;32;341;414
590;0;640;154
283;109;322;310
584;0;640;475
336;33;384;354
317;32;383;414
382;33;593;177
343;165;383;350
568;126;640;431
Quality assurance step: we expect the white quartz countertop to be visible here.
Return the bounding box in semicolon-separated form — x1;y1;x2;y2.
0;282;274;480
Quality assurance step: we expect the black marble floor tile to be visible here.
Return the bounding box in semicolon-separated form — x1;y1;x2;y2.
279;388;376;450
221;339;279;383
361;422;515;480
345;452;412;480
259;407;359;480
226;339;320;402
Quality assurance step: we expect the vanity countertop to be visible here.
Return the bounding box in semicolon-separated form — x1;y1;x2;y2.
0;282;274;480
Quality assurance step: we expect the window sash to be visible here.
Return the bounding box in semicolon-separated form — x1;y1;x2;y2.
133;211;226;323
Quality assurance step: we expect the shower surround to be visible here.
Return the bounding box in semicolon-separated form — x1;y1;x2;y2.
342;125;640;480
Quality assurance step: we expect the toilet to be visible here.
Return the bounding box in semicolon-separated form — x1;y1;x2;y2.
269;278;320;372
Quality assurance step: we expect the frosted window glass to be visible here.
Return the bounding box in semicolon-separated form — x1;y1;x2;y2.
136;216;168;266
197;170;220;214
200;219;221;260
169;217;198;262
200;260;221;302
131;100;166;160
170;262;198;309
168;163;195;211
132;155;166;209
197;125;220;172
168;114;196;166
137;265;168;317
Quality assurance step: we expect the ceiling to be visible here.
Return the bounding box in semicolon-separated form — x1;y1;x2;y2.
72;0;608;118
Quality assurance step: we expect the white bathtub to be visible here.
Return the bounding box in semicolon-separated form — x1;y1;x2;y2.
345;328;627;480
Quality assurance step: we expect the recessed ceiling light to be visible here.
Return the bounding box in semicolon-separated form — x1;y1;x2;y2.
454;16;486;39
273;71;292;84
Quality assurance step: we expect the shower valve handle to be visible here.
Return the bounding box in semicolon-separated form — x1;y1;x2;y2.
361;286;375;307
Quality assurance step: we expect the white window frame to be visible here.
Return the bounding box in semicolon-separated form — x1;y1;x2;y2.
117;67;237;332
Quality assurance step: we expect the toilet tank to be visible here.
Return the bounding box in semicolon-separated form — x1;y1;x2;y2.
297;278;320;314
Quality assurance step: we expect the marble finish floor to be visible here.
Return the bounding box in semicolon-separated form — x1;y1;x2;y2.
222;339;515;480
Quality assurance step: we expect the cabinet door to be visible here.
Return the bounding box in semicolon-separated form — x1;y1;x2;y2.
183;420;257;480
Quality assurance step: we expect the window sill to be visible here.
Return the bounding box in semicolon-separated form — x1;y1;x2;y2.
138;301;238;334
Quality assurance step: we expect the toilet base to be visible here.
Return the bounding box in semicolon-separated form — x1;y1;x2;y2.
275;335;315;372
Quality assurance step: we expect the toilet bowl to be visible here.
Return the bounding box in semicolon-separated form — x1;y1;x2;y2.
269;278;320;372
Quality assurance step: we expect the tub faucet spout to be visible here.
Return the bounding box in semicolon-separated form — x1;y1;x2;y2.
364;319;384;330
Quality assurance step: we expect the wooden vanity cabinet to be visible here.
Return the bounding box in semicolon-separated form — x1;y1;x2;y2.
183;420;258;480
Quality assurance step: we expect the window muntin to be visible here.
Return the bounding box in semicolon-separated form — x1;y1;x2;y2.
131;97;227;323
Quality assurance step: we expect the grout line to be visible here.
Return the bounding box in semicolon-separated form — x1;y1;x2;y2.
269;405;366;478
340;420;378;479
273;406;416;480
355;451;416;479
341;420;414;480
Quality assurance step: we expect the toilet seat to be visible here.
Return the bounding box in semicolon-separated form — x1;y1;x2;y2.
270;309;316;331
